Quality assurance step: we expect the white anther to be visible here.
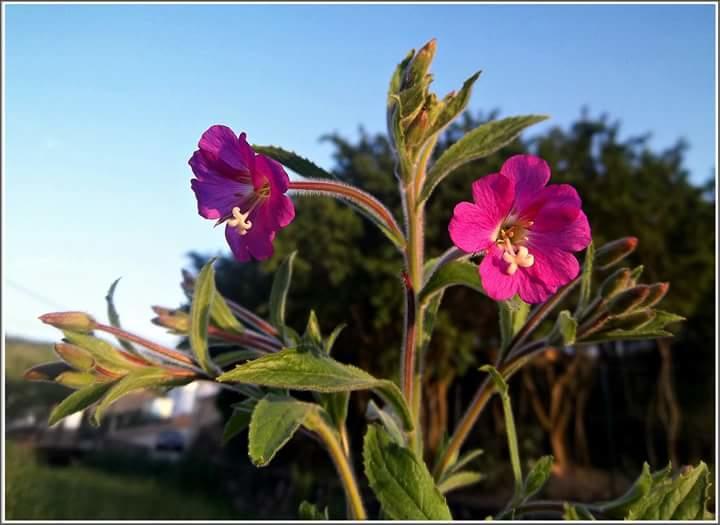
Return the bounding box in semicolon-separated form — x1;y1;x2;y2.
502;243;534;275
227;206;253;235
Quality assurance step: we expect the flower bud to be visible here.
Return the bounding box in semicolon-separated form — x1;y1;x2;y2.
599;268;631;299
595;237;638;270
39;311;96;333
606;285;651;315
405;109;430;147
605;309;656;331
640;282;670;308
404;39;437;88
151;309;190;333
54;343;95;371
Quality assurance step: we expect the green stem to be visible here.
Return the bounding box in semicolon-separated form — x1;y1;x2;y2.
499;387;523;495
309;414;367;520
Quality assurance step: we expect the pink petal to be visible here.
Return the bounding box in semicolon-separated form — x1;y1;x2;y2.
198;125;251;175
254;154;290;193
525;246;580;293
225;226;252;262
515;270;555;304
500;155;551;213
529;210;591;253
224;223;276;262
479;245;520;301
190;172;252;220
526;184;582;229
449;173;514;253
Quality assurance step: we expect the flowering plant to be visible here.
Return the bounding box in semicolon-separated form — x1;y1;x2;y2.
28;40;712;521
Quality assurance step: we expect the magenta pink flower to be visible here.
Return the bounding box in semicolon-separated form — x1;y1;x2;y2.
190;125;295;262
449;155;591;304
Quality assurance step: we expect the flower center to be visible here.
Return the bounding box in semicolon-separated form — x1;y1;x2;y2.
496;221;535;275
228;207;253;235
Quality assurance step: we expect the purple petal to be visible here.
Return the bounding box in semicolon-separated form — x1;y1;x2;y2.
479;245;520;301
449;173;514;253
255;154;290;193
500;155;551;213
225;223;276;262
198;125;251;175
525;184;582;228
529;210;591;253
190;172;252;220
515;270;555;304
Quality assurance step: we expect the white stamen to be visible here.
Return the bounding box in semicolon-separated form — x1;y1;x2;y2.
227;206;253;235
502;241;534;275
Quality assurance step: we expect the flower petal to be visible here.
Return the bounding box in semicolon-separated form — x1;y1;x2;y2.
525;246;580;293
449;173;514;253
190;171;252;220
254;154;290;193
479;245;520;301
525;184;582;229
198;125;251;175
224;223;276;262
500;155;551;213
529;210;591;253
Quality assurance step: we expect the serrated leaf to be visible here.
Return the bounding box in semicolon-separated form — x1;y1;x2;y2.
269;251;296;333
298;501;329;520
92;368;190;425
254;145;336;180
48;382;115;426
438;470;485;494
420;261;484;304
105;278;138;354
363;425;452;520
217;348;413;431
523;455;554;500
248;395;317;467
420;115;548;204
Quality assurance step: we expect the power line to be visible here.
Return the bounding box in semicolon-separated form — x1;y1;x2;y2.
4;279;68;311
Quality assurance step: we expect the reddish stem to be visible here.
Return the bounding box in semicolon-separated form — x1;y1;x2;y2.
94;322;195;366
401;271;417;408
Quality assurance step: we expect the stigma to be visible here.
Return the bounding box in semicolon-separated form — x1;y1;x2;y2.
227;207;253;235
501;237;534;275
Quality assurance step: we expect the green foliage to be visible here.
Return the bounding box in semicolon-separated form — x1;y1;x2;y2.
269;251;297;334
189;259;216;374
217;347;412;431
552;310;577;346
420;260;484;304
105;278;138;354
522;455;554;501
254;145;336;179
248;395;318;467
363;425;452;520
48;382;114;426
62;331;143;374
437;470;485;495
498;296;529;351
298;501;329;520
576;242;595;312
223;398;256;444
420;115;548;204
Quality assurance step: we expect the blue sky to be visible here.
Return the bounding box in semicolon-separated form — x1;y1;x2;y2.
3;3;716;345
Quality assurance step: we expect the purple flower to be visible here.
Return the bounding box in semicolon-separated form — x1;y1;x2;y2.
190;125;295;262
449;154;591;304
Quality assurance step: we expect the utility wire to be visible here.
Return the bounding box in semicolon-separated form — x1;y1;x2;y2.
4;279;69;311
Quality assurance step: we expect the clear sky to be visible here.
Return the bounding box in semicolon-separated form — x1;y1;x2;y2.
3;3;716;346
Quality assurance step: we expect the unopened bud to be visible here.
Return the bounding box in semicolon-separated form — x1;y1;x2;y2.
607;285;651;315
599;268;631;299
151;309;190;333
54;343;95;372
640;282;670;308
595;237;638;270
406;109;430;146
404;39;437;88
39;311;96;333
606;309;656;331
628;265;644;286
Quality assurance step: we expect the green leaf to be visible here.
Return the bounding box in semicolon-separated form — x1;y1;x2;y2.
363;425;452;520
479;364;508;395
437;470;485;495
321;391;350;430
53;344;95;372
269;251;297;332
576;242;595;314
190;259;216;374
217;348;413;431
105;278;138;354
523;455;554;500
624;462;712;520
420;115;548;204
223;399;257;444
420;261;484;305
303;310;323;347
298;501;329;520
366;399;405;445
553;310;578;346
48;382;115;426
426;71;481;137
213;349;263;368
499;296;529;351
446;448;485;476
92;368;190;425
210;289;244;335
56;371;97;389
248;395;318;467
324;323;346;355
254;145;336;180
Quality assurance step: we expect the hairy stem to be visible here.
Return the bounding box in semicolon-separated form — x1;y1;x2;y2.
309;414;367;520
94;322;197;367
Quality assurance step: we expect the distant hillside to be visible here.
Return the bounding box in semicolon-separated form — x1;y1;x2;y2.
5;336;56;379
